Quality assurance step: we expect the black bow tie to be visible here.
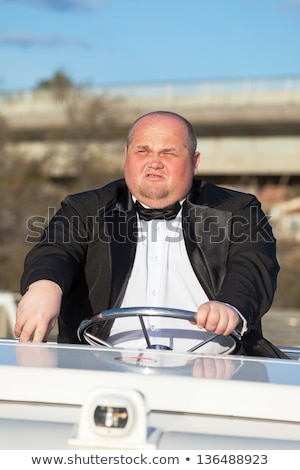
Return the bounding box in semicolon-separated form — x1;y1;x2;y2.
135;200;181;221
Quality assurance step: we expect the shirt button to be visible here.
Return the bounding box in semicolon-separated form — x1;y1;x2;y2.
151;290;157;296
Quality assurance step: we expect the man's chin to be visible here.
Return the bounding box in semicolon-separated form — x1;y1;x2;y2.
138;185;169;202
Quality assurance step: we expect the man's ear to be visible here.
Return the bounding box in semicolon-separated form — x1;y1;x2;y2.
193;151;200;174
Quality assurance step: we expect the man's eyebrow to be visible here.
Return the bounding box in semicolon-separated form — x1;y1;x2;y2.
136;145;177;151
161;147;177;152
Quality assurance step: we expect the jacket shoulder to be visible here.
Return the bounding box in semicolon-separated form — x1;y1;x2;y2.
62;179;129;214
191;179;259;209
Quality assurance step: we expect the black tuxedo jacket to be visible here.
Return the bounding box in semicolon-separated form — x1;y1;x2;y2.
21;178;284;356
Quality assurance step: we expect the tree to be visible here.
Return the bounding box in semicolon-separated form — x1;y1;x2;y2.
36;70;74;99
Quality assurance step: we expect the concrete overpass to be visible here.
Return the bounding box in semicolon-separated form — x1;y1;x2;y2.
1;76;300;184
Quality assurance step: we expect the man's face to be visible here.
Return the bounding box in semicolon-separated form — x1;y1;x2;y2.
124;115;200;208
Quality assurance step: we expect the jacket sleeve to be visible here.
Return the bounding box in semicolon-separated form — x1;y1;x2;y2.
215;194;280;328
20;192;102;295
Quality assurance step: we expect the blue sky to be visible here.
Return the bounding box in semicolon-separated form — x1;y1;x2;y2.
0;0;300;92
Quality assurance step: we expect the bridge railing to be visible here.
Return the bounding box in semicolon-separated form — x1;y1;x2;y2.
1;76;300;108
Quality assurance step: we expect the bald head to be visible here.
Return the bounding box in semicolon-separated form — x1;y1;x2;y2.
126;111;198;159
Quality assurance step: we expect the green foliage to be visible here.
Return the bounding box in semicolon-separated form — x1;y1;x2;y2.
36;70;73;91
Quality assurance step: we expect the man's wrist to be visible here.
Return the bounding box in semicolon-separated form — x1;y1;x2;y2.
26;280;63;296
224;303;248;337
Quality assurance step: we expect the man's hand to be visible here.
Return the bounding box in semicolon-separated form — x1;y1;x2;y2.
15;280;62;342
195;300;241;336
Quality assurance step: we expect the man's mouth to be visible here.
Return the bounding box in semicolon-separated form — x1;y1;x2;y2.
145;173;164;180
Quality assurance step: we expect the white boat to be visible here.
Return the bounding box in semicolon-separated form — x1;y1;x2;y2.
1;307;300;450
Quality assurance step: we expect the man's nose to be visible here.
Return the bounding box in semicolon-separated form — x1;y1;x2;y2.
147;153;164;168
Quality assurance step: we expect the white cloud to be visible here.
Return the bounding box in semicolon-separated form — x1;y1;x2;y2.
0;32;91;49
0;0;104;11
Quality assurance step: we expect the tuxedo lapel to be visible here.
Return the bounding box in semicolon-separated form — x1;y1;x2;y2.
183;200;232;299
105;206;137;308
